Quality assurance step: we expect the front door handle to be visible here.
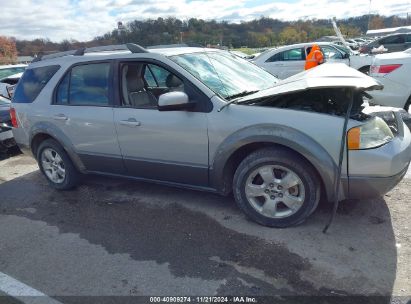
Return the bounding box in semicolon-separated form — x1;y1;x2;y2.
53;114;68;121
120;118;141;127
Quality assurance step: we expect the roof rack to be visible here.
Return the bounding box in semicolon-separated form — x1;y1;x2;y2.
146;42;204;49
32;43;147;62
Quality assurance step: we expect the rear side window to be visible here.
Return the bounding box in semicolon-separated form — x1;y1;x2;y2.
12;65;60;103
55;63;110;106
0;67;26;79
407;34;411;43
266;52;282;62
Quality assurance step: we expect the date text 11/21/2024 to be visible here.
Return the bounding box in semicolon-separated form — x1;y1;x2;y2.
149;296;257;303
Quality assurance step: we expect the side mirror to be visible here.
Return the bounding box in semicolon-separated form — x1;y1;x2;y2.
343;52;350;59
158;92;194;111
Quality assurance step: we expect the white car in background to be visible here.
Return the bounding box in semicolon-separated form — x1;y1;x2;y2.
252;42;372;79
0;72;23;98
0;64;26;79
369;48;411;111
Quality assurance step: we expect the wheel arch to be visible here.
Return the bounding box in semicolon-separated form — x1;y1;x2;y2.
210;124;338;202
29;122;86;173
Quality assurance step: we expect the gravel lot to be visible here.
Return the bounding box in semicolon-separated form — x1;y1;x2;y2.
0;153;410;303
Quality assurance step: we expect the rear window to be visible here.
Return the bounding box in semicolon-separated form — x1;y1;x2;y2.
0;67;26;79
12;65;60;103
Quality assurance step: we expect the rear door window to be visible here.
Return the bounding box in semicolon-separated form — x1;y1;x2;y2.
12;65;60;103
55;63;111;106
406;34;411;43
282;48;304;61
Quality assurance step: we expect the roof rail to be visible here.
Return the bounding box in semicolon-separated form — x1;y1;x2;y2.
147;42;204;49
32;43;147;62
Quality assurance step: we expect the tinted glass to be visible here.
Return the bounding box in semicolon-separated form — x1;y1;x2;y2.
56;72;70;104
266;52;282;62
0;67;26;79
406;34;411;43
68;63;110;105
12;65;60;103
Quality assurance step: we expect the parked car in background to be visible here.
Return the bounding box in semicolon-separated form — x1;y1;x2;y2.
368;48;411;111
10;45;411;227
0;64;26;79
252;42;372;79
332;40;359;51
0;72;23;98
360;33;411;54
0;96;16;153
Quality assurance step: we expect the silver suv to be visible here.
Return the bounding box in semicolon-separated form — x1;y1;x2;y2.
10;44;411;227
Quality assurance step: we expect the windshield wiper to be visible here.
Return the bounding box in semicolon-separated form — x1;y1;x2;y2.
218;90;259;112
225;90;259;101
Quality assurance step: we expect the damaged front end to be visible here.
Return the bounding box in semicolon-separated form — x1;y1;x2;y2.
235;63;385;123
241;87;370;122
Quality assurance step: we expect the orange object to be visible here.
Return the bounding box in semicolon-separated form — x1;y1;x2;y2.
305;44;324;70
347;127;361;150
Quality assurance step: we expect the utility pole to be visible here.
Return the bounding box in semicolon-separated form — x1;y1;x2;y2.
367;0;372;31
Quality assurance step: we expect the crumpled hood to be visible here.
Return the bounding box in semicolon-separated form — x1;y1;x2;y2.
237;63;383;102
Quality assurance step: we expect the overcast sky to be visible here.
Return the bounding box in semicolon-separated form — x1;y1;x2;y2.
1;0;410;41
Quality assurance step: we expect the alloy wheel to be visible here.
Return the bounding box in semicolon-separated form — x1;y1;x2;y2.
244;165;305;219
41;148;66;184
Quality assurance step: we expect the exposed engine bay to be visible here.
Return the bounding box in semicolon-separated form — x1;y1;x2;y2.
244;88;370;121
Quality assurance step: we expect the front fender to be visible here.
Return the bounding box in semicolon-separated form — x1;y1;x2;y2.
30;121;86;172
210;124;338;202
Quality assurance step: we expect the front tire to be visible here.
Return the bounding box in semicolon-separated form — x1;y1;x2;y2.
37;139;80;190
233;148;320;228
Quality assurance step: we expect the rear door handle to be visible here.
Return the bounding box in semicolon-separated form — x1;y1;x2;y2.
120;118;141;127
53;114;68;121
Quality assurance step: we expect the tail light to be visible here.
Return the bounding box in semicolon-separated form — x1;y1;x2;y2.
9;107;18;128
370;64;402;75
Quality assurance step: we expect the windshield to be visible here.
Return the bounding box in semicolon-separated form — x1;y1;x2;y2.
170;51;279;100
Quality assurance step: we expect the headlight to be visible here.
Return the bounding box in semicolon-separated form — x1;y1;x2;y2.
348;117;394;150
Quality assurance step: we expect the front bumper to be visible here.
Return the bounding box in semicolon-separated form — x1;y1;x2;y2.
345;111;411;199
342;165;409;199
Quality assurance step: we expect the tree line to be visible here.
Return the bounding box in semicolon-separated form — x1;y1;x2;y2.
0;14;410;62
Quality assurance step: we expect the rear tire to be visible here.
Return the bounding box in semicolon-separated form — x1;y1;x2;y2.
233;147;320;228
37;139;80;190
